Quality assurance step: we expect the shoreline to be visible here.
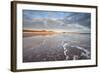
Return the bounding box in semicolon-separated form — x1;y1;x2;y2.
23;31;57;37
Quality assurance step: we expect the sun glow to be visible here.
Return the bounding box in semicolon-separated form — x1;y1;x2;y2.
47;29;67;33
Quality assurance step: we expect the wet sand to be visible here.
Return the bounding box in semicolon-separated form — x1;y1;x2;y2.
23;32;91;62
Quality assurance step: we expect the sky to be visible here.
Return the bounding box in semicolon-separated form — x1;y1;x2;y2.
23;10;91;33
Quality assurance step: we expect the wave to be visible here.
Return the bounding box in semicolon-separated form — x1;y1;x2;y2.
62;43;90;60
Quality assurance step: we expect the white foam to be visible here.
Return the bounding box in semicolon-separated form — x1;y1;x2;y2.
62;43;90;60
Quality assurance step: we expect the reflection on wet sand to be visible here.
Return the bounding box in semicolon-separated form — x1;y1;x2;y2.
23;32;91;62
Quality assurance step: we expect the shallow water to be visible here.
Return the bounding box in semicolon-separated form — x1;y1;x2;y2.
23;33;91;62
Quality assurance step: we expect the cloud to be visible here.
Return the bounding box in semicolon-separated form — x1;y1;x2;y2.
23;10;91;33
